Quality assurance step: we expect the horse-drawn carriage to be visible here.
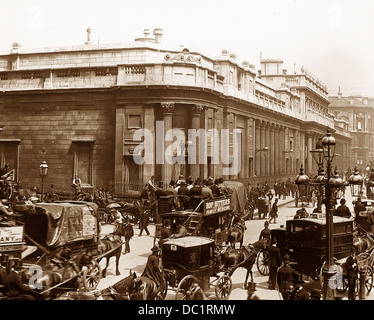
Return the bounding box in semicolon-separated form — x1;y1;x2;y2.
9;201;129;298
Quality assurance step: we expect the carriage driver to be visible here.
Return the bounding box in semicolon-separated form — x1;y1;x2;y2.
141;246;166;299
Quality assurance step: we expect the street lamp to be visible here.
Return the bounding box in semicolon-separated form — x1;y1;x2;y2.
348;167;364;198
295;166;309;206
39;161;48;201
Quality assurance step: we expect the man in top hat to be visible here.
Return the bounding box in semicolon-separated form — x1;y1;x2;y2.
346;246;358;300
266;240;282;290
210;179;221;197
277;254;300;300
177;180;190;210
141;245;165;299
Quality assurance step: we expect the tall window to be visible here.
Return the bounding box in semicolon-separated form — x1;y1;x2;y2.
73;140;94;185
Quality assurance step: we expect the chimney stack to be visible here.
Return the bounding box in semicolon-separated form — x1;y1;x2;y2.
85;27;92;45
153;28;163;44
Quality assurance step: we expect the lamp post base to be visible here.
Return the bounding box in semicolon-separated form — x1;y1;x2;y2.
322;267;337;300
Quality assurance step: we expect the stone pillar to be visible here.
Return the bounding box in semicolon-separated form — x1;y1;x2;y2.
190;104;205;181
270;124;275;176
274;125;279;176
265;123;271;176
161;102;175;186
260;122;266;177
255;120;261;177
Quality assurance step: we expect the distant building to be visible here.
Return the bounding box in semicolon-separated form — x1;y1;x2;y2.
329;89;374;172
0;28;351;193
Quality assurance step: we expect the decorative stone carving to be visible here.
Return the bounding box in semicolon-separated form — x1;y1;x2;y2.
164;52;202;63
191;104;205;115
161;102;175;114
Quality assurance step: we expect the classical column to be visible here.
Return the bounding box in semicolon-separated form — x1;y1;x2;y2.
270;124;275;176
255;120;261;177
307;135;313;176
274;125;279;176
190;104;205;181
260;122;266;177
161;102;175;186
265;123;271;176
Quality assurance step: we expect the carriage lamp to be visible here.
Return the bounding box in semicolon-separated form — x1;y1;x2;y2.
348;167;364;198
295;166;310;198
39;161;49;201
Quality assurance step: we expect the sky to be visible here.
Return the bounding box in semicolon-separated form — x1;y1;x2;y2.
1;0;374;96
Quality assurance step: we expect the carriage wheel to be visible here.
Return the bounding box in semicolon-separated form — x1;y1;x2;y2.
364;266;373;295
215;275;232;300
175;275;199;300
82;261;102;290
256;250;270;276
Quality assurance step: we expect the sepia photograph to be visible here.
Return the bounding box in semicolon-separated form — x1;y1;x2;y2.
1;0;374;310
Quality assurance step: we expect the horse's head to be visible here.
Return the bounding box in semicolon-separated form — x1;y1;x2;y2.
73;250;93;268
129;277;147;300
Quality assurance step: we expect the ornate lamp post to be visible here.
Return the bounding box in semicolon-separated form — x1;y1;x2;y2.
309;138;325;211
348;167;364;198
39;161;48;202
295;166;309;207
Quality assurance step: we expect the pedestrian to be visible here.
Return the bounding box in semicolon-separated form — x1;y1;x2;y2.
346;246;358;300
123;216;134;254
112;207;123;232
277;254;300;300
139;209;150;237
353;196;366;226
268;198;278;224
266;241;282;290
259;220;271;245
334;198;352;218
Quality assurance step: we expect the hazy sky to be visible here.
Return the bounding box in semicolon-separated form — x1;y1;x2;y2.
1;0;374;96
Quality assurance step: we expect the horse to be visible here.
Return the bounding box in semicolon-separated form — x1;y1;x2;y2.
22;249;94;298
97;223;127;277
227;214;246;248
129;276;160;300
221;239;267;289
98;271;138;300
353;228;374;254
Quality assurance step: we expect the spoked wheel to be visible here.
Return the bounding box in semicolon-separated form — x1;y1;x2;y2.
82;261;102;290
257;250;270;276
175;275;199;300
364;266;373;296
215;274;232;300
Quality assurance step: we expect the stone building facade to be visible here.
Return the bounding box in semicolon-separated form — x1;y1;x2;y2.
329;90;374;172
0;28;351;193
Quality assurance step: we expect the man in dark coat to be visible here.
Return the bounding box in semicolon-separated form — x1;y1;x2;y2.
141;246;165;298
277;254;300;300
293;281;310;300
123;216;134;253
5;259;36;300
346;246;358;300
138;210;150;236
334;198;352;218
266;241;282;290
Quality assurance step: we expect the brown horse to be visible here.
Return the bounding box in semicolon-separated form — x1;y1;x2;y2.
98;271;138;300
129;276;160;300
22;250;94;298
221;239;267;289
97;224;127;277
227;214;246;248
